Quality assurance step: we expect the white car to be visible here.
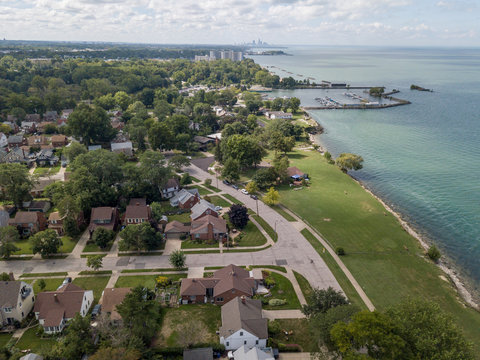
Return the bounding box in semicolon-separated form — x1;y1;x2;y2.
241;189;249;195
215;206;223;211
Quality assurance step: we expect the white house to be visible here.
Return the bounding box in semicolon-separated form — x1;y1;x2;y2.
265;111;292;120
33;283;93;334
0;133;7;148
0;281;35;326
232;345;275;360
219;297;268;351
161;178;180;199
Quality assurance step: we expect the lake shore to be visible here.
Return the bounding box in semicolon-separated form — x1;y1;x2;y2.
305;110;479;310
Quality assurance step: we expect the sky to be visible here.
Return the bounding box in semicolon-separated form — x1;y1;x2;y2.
0;0;479;47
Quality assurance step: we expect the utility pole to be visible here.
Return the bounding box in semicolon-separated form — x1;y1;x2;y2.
256;198;259;215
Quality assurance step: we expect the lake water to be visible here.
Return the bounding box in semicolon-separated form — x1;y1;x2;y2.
249;46;480;289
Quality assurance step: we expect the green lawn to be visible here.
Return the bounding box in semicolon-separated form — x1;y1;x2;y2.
281;148;480;350
72;276;110;303
167;212;191;223
59;235;78;253
82;241;112;253
0;333;12;348
204;184;221;193
20;272;68;278
269;319;318;352
188;185;212;195
251;214;277;242
13;239;33;255
33;165;61;176
78;270;113;275
121;268;187;273
15;327;58;353
223;193;243;205
181;240;219;249
115;274;186;289
155;305;221;348
258;272;301;310
190;176;201;183
235;221;267;247
208;195;231;208
249;265;287;273
272;205;297;222
33;278;64;293
293;270;314;305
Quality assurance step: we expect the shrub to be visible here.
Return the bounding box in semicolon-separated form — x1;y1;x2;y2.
204;178;212;186
180;173;192;185
269;299;287;306
156;276;171;287
336;247;345;256
179;234;187;240
427;245;441;262
264;277;276;288
268;320;282;335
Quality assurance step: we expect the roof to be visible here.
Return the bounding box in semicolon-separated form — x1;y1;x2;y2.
164;220;190;234
193;135;213;144
190;199;217;221
10;211;42;224
233;346;274;360
111;141;132;151
180;278;220;297
90;207;114;222
8;135;23;143
183;348;213;360
99;287;130;321
207;132;222;140
286;166;304;177
51;135;67;143
48;211;64;222
88;145;102;151
24;200;50;211
33;283;90;327
164;178;180;189
191;215;227;235
31;179;56;193
128;198;146;206
220;297;267;340
0;281;22;308
20;354;44;360
125;203;150;220
170;188;200;206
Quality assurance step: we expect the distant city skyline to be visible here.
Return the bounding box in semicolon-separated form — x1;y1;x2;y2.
0;0;478;47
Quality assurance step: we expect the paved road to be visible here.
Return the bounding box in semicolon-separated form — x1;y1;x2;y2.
1;164;342;297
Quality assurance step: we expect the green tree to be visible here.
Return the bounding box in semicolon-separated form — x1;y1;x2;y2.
57;313;95;359
269;131;295;154
148;122;175;151
335;153;364;173
0;226;20;259
228;204;249;229
221;134;265;168
37;279;46;291
290;97;301;113
92;227;115;249
271;98;283;111
0;163;34;208
169;155;190;171
30;229;63;257
221;157;240;182
86;254;104;271
114;91;131;111
180;173;192;185
263;187;280;206
302;287;349;317
119;223;162;252
68;104;115;145
252;167;277;189
169;250;186;269
63;141;87;162
427;245;441;262
128;125;147;151
245;181;259;194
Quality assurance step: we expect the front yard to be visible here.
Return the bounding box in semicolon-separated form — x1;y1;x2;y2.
208;195;231;208
115;274;186;290
181;240;219;249
72;276;110;303
234;221;267;247
33;165;61;176
256;272;301;310
32;278;64;293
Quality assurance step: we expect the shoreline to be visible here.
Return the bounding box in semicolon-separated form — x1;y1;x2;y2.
305;111;480;311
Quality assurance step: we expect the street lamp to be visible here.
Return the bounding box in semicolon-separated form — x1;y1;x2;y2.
274;220;278;241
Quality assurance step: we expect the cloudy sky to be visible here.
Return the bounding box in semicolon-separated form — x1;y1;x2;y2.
0;0;478;46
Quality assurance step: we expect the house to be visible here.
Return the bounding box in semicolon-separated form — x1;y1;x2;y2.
99;287;130;322
51;135;68;148
25;114;41;123
193;135;214;151
36;122;54;134
161;178;181;199
30;179;56;197
0;148;32;166
23;200;51;213
27;135;49;148
0;281;35;326
44;111;58;122
61;109;73;119
33;283;93;334
170;188;200;209
183;348;213;360
88;145;102;151
21;122;36;134
3;121;19;133
111;141;133;157
111;118;124;130
0;133;7;148
180;264;257;305
207;133;222;142
48;212;65;235
190;215;227;242
88;207;119;236
164;221;190;238
20;354;44;360
231;345;275;360
265;111;292;120
219;297;268;351
190;199;218;221
35;149;59;166
124;199;152;226
57;118;68;128
8;211;47;236
7;135;25;148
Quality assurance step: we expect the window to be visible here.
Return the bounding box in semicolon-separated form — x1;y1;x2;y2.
240;331;243;336
128;219;132;223
3;307;11;313
226;342;229;347
244;340;247;345
216;297;223;302
256;340;259;345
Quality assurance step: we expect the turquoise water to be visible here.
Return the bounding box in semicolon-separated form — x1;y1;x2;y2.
249;47;480;288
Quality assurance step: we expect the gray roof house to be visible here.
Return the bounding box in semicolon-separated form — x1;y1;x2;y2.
20;354;44;360
190;199;218;221
169;188;200;209
35;149;59;166
0;281;35;326
232;345;275;360
111;141;133;157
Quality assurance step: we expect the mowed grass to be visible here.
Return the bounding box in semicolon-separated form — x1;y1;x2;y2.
167;212;191;223
0;333;12;348
181;240;219;249
188;185;212;195
251;214;277;242
236;221;267;247
58;235;78;253
259;272;301;310
223;193;243;205
208;195;231;208
33;165;61;176
293;270;314;306
115;274;186;289
13;239;33;255
33;278;64;293
270;319;318;352
280;148;480;350
16;327;58;353
72;276;110;303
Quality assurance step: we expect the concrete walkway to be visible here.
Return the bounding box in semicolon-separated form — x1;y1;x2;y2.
262;309;306;320
67;229;90;259
164;239;181;255
187;267;204;278
106;233;121;257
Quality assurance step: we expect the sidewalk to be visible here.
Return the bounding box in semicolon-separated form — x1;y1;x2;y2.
67;229;90;259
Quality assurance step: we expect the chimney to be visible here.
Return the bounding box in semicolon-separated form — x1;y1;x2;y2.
8;272;14;281
241;296;246;304
136;202;140;206
54;294;58;302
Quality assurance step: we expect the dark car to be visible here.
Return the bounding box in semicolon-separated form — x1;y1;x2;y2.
91;304;101;319
232;184;239;190
222;179;231;185
250;194;258;200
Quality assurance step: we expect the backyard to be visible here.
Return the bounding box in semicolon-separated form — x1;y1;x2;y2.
15;327;58;353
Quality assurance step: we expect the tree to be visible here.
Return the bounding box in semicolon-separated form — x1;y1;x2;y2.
180;173;192;185
169;155;190;171
56;313;95;359
37;279;46;291
63;141;87;162
117;286;162;344
221;157;240;181
119;223;162;252
90;347;141;360
148;122;175;151
0;226;20;259
30;229;62;257
204;178;212;186
245;181;259;194
0;273;10;281
253;167;277;189
68;103;115;145
221;134;266;168
128;125;147;151
302;287;349;317
324;151;335;165
290;97;301;113
263;187;280;206
427;245;441;262
270;131;295;154
87;254;104;271
0;163;34;208
228;204;249;229
92;227;115;249
114;91;131;111
169;250;186;269
335;153;364;173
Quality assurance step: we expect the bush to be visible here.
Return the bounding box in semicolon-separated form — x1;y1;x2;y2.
179;234;187;240
427;245;441;262
205;178;212;186
264;277;276;288
180;173;192;185
269;299;287;306
278;343;302;352
268;320;282;335
336;247;345;256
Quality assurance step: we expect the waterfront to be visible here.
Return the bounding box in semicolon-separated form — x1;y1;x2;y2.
249;46;480;290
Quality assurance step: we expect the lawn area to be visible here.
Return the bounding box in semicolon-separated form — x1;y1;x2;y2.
0;333;12;348
20;272;68;278
190;176;201;183
188;185;212;195
281;148;480;350
13;239;33;255
208;195;231;208
235;221;267;247
181;240;219;249
204;184;221;193
82;241;112;253
33;165;61;176
223;193;243;205
167;212;191;223
273;205;297;222
58;235;78;253
154;304;221;348
293;270;314;305
15;327;58;353
269;319;318;352
33;278;64;293
257;272;301;310
115;274;186;289
72;276;110;303
251;214;277;242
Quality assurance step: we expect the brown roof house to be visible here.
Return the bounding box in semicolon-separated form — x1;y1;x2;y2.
0;281;35;326
27;135;49;148
33;283;93;334
99;287;130;322
9;211;47;236
164;221;190;238
51;135;68;148
161;178;181;199
48;212;64;236
190;215;227;242
88;207;119;237
219;297;268;351
180;264;257;305
124;199;152;226
169;188;200;209
287;166;307;180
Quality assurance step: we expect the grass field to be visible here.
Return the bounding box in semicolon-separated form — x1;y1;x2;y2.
115;274;186;289
0;333;12;348
72;276;110;302
82;241;112;253
167;212;191;223
293;270;313;306
223;193;243;205
15;327;58;353
204;184;222;193
20;272;68;278
251;214;277;242
235;221;267;247
208;195;231;208
259;272;301;310
154;305;221;348
33;165;61;176
181;240;219;249
188;185;212;195
279;148;480;350
121;268;187;273
13;239;32;255
33;278;64;293
270;319;318;352
58;235;77;253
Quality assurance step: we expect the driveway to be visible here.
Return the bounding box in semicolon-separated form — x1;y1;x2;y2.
190;156;215;172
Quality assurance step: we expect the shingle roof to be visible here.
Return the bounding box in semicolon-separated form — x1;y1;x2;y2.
220;297;267;339
125;203;150;220
233;345;274;360
287;167;304;177
91;207;114;221
170;188;199;206
164;220;190;234
10;211;42;224
183;348;213;360
180;278;220;297
191;215;227;234
164;178;180;189
111;141;132;151
190;199;217;221
99;287;130;321
128;198;146;206
0;281;21;308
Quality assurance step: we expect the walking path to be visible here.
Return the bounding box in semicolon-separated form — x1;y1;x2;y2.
106;233;121;258
262;310;306;320
67;229;90;259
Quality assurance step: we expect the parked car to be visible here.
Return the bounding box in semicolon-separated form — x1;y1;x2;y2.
222;179;231;185
62;277;72;285
215;206;223;211
232;184;239;190
241;189;249;195
250;194;258;200
91;304;101;319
